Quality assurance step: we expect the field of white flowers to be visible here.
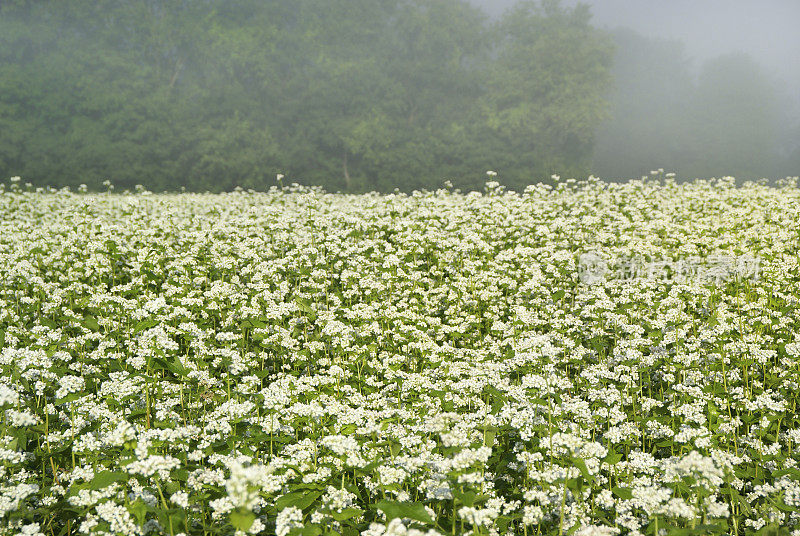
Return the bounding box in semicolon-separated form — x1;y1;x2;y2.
2;175;800;536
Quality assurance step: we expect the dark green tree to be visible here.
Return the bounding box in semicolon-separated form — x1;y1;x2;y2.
0;0;616;192
475;0;615;191
340;0;490;192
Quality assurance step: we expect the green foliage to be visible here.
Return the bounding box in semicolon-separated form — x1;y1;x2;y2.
229;507;256;531
373;500;435;525
0;0;613;192
476;0;615;190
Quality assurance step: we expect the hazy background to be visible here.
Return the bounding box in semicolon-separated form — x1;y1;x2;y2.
472;0;800;180
474;0;800;81
1;0;797;192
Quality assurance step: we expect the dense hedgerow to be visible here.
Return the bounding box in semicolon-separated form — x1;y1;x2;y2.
1;175;800;535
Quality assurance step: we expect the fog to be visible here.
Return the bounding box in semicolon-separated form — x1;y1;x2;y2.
472;0;800;86
1;1;798;192
471;0;800;180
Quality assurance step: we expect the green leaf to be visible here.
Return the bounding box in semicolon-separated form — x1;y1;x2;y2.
135;319;159;332
612;486;633;499
167;509;186;531
496;515;512;532
40;318;58;329
565;477;583;493
83;315;101;332
355;460;382;475
301;525;322;536
230;508;256;532
55;392;84;405
373;500;434;525
89;471;129;490
150;356;188;377
28;423;48;434
604;450;623;465
150;357;171;373
276;490;323;511
483;385;506;414
339;424;357;435
453;489;477;507
155;508;186;533
127;499;147;525
330;508;363;522
295;297;315;315
483;426;497;447
570;456;592;482
242;318;267;329
169;356;188;376
755;524;790;536
665;524;728;535
772;468;800;479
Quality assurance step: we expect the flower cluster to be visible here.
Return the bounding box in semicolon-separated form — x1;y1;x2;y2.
1;175;800;534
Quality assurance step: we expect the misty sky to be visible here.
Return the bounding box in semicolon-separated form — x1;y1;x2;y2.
471;0;800;91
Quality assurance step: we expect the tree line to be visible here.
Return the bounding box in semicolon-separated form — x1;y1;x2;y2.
0;1;794;193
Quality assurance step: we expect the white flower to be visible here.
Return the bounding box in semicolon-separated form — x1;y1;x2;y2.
15;523;46;536
171;490;189;509
6;409;41;427
574;526;620;536
0;385;19;406
276;506;303;536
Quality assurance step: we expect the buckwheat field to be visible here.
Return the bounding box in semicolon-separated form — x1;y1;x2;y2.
4;176;800;536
